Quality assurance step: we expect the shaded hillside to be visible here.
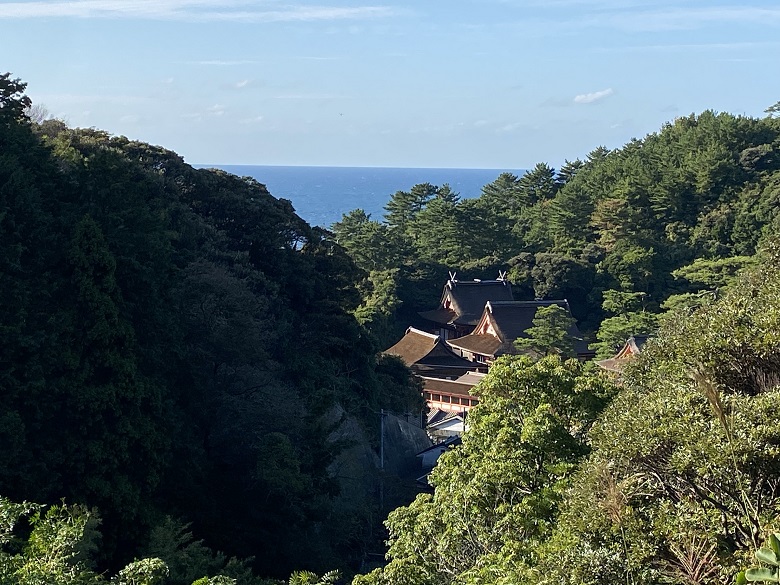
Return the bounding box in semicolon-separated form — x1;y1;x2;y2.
0;74;422;579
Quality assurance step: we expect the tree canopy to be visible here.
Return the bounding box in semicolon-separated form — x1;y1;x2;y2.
333;108;780;351
0;73;422;581
7;69;780;585
352;238;780;585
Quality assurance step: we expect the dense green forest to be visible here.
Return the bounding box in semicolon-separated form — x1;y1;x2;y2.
332;107;780;355
4;67;780;585
353;240;780;585
0;73;423;584
336;103;780;583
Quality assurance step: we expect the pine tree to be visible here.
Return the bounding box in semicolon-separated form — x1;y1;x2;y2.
514;304;578;358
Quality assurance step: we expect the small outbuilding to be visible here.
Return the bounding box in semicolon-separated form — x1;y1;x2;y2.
416;435;462;491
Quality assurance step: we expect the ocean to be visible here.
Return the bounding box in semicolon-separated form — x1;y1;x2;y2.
205;165;524;228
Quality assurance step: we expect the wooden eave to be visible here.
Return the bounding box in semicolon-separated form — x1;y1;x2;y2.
383;327;479;370
421;376;480;398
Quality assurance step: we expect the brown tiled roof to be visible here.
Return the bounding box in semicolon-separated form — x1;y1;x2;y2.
418;307;458;326
448;300;591;358
595;357;622;373
596;335;651;372
447;334;502;356
421;376;479;397
419;278;513;326
383;327;477;369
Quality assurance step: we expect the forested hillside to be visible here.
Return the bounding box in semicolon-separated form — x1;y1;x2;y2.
0;73;423;583
5;66;780;585
354;236;780;585
343;105;780;584
333;109;780;356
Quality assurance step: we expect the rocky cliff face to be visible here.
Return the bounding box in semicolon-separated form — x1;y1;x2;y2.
326;405;432;558
381;412;432;478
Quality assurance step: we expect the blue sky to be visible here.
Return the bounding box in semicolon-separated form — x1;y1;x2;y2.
3;0;780;168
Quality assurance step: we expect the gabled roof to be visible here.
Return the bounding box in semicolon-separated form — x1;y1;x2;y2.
447;300;590;358
447;334;502;357
419;277;514;327
383;327;477;369
454;371;488;386
426;410;466;432
422;375;481;398
596;334;651;373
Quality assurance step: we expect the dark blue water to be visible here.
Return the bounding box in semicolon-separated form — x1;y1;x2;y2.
206;165;524;228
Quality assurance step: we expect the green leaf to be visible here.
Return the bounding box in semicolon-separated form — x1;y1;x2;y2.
738;571;749;585
746;567;780;582
770;533;780;557
756;548;780;566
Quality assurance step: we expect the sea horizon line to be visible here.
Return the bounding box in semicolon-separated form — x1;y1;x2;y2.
195;163;527;172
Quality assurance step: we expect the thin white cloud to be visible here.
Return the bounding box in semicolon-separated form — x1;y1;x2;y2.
501;0;649;7
273;93;348;100
497;122;525;133
240;115;264;124
182;103;226;122
574;88;614;104
582;6;780;32
0;0;397;22
0;0;222;18
193;60;261;66
597;41;778;53
234;79;250;89
495;5;780;36
189;7;394;23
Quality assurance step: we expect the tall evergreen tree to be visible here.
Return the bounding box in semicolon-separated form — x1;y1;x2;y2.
514;304;578;358
383;183;439;231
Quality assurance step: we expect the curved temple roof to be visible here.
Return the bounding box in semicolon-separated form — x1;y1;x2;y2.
596;334;650;373
383;327;478;370
447;300;591;358
419;277;514;327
